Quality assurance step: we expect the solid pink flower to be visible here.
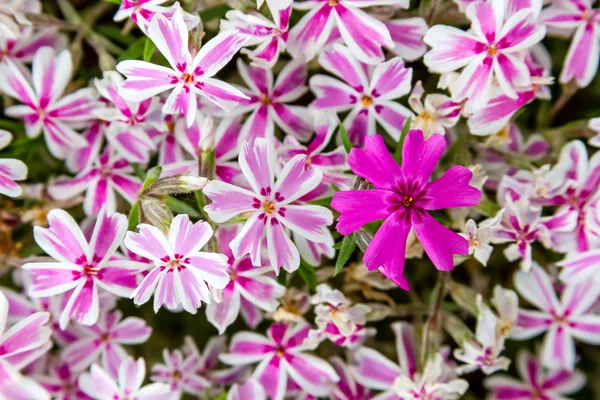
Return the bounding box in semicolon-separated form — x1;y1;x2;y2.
23;207;142;328
288;0;403;64
124;214;230;313
310;44;413;147
220;321;339;400
513;264;600;371
113;0;199;35
203;138;334;273
0;130;27;197
331;131;481;290
116;11;248;127
424;0;546;106
62;309;151;378
0;46;99;159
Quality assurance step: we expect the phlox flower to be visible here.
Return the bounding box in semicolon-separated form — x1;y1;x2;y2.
0;46;99;159
233;59;313;142
0;27;66;65
113;0;199;35
484;350;586;400
310;44;412;147
460;209;504;266
124;214;230;313
331;131;481;290
491;285;520;339
23;208;143;328
329;357;371;400
0;130;27;197
257;0;293;12
558;248;600;284
62;308;151;378
79;357;173;400
116;11;248;127
288;0;403;64
0;0;42;39
49;146;141;217
32;359;91;400
424;0;546;106
384;16;429;61
408;81;461;139
513;264;600;371
93;71;161;164
203;138;333;273
220;321;339;400
588;117;600;147
151;348;210;396
0;360;49;400
227;379;266;400
206;225;286;334
541;0;600;87
221;6;291;68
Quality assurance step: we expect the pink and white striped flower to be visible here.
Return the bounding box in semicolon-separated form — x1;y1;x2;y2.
62;309;151;378
0;130;27;198
220;321;339;400
408;81;461;138
151;348;210;396
113;0;199;35
227;378;266;400
257;0;293;13
221;6;291;68
588;117;600;147
124;214;230;313
33;359;91;400
23;208;143;328
310;44;412;147
48;148;141;217
541;0;600;87
424;0;546;106
206;225;286;334
288;0;402;64
233;59;313;142
329;357;371;400
484;350;586;400
558;248;600;284
460;210;504;266
116;11;248;127
384;16;429;62
0;47;99;159
0;27;66;65
0;360;50;400
513;264;600;371
203;138;334;273
93;71;161;164
79;357;173;400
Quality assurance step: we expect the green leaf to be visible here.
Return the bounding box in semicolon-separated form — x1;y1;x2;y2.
141;166;162;192
143;37;156;62
117;37;146;62
102;0;121;4
429;210;453;225
393;116;412;164
277;270;287;286
335;233;356;275
332;241;343;250
339;123;352;153
210;393;228;400
298;260;317;291
307;196;332;206
200;4;232;21
164;196;201;218
128;201;140;231
473;199;501;218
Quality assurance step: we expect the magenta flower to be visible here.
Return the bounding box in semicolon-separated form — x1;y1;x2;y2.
484;350;585;400
331;131;481;290
33;360;92;400
62;309;151;377
114;0;199;35
288;0;399;64
151;348;210;396
124;214;230;313
220;321;339;400
384;17;429;61
79;357;174;400
203;138;334;273
48;148;141;217
93;71;161;164
0;26;66;64
116;12;247;127
23;208;142;328
221;6;291;68
424;0;546;106
0;47;99;159
542;0;600;87
0;130;27;197
513;264;600;371
310;44;412;147
206;225;286;334
233;59;313;142
0;290;52;372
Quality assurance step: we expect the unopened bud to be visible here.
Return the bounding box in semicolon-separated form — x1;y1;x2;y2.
144;175;208;196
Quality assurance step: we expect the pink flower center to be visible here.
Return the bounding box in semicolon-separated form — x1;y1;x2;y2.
173;370;182;381
262;200;275;214
261;93;271;105
83;265;100;276
329;0;339;5
275;345;286;357
486;44;497;56
361;95;373;107
182;73;194;84
402;195;414;208
160;254;190;271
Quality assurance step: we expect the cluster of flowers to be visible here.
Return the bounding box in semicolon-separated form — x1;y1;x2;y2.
1;0;600;398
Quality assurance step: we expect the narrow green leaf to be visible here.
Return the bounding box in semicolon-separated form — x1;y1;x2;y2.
335;233;356;275
277;270;287;286
332;241;343;250
143;37;156;62
164;196;201;218
473;199;501;218
128;201;140;231
210;393;228;400
141;166;162;192
429;210;453;225
339;123;352;153
102;0;122;4
200;4;232;21
298;260;317;291
117;37;146;62
393;116;412;164
307;196;332;206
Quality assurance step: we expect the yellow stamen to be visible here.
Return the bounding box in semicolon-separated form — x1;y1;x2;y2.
361;95;373;107
262;201;275;214
402;195;414;208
